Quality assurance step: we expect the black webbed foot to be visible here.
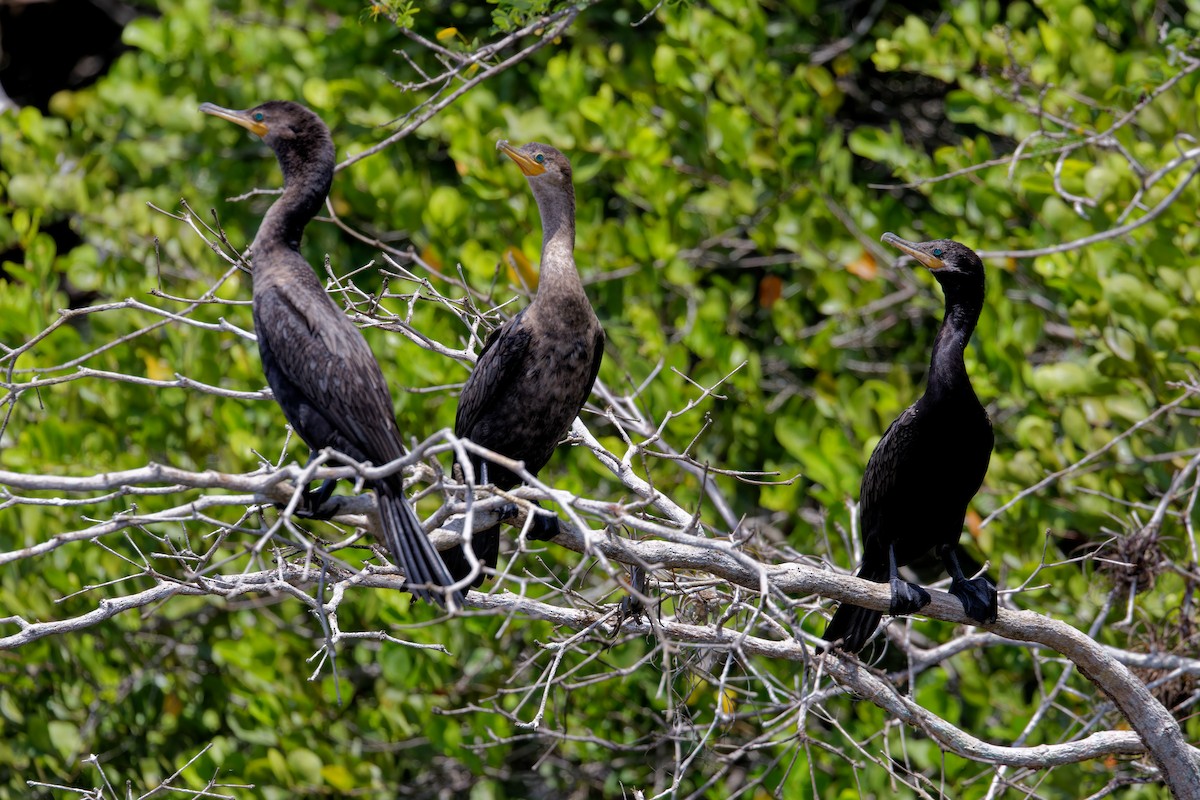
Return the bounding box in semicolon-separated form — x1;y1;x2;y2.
294;494;348;520
949;576;998;623
490;500;560;541
613;565;648;628
527;512;560;542
494;502;521;524
938;543;998;623
307;477;338;509
277;477;341;520
291;479;343;520
888;577;931;616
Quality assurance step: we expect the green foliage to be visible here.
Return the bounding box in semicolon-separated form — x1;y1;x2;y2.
1;0;1198;797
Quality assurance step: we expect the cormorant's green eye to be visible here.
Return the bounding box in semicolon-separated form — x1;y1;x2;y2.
534;154;545;164
254;112;265;122
932;248;944;257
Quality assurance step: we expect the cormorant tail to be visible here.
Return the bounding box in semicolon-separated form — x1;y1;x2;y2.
375;478;464;611
823;556;889;653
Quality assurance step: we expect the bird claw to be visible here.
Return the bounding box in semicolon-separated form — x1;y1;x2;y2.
613;593;645;633
281;477;340;520
499;501;560;541
888;578;931;616
526;512;560;542
615;566;648;625
495;502;521;523
492;501;560;540
950;576;998;623
292;494;345;520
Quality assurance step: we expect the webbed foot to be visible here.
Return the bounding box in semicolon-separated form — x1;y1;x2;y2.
613;565;649;635
491;500;560;540
888;578;931;616
292;479;342;520
295;495;347;520
276;479;341;520
494;502;521;524
527;512;560;542
949;576;998;623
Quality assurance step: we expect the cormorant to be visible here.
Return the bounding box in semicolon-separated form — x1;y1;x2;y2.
200;100;461;610
441;141;604;587
823;234;996;653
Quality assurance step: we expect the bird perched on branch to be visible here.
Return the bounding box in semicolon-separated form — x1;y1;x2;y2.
823;233;996;653
199;100;461;610
441;141;604;587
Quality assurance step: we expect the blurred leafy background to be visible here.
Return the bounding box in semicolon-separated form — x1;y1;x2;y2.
1;0;1198;797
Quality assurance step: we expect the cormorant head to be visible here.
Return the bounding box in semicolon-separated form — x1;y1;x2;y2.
881;233;984;289
496;140;573;193
200;100;335;188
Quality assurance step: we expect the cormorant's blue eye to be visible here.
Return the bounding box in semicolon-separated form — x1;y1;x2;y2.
254;112;265;122
534;154;545;164
932;248;944;257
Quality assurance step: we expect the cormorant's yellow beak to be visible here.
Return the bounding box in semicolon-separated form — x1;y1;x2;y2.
497;139;546;176
200;103;269;137
882;232;945;270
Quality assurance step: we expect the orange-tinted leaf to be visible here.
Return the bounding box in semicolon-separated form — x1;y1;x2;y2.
504;246;537;289
758;275;783;308
143;354;172;382
420;245;443;272
846;250;877;280
720;688;737;717
965;508;982;540
163;692;183;717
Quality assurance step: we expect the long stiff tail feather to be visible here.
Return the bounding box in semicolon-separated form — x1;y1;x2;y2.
441;524;500;589
823;556;889;653
375;478;464;610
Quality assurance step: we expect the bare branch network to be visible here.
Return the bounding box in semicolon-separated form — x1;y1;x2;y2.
4;238;1200;795
4;13;1200;800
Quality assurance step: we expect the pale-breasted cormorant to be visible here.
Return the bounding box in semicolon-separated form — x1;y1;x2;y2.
200;100;461;609
824;234;996;652
441;141;604;586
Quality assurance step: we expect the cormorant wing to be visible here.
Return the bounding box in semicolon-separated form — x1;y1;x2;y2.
255;283;405;466
858;404;920;545
454;309;533;437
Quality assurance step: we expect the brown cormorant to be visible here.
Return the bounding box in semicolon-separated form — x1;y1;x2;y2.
200;100;461;609
441;141;604;586
823;234;996;653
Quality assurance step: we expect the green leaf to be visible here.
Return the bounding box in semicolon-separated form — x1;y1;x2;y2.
321;764;356;791
48;721;82;761
288;748;323;785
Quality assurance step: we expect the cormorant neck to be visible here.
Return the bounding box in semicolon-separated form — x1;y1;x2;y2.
253;142;334;255
530;181;582;298
927;279;984;400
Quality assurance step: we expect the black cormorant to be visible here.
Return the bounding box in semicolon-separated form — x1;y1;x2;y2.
441;141;604;586
823;233;996;653
200;100;461;609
